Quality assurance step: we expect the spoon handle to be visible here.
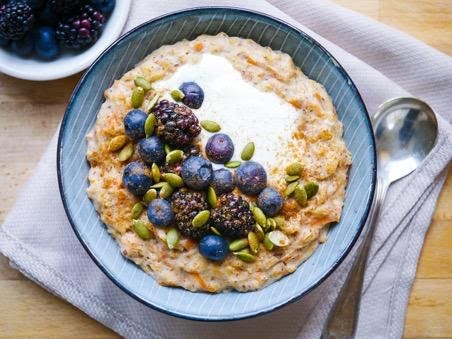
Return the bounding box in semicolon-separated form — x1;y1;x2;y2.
322;175;389;338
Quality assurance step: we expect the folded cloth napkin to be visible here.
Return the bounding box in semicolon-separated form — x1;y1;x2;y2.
1;0;451;338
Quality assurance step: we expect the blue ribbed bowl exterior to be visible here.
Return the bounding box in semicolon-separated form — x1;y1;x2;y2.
58;7;376;321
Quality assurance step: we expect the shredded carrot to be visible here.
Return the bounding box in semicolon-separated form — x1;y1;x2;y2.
191;272;216;292
194;41;204;52
289;99;303;109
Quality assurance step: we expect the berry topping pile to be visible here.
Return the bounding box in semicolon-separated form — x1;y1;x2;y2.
107;77;321;264
0;0;114;60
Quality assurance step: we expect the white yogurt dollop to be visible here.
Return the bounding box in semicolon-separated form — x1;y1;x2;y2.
154;54;299;170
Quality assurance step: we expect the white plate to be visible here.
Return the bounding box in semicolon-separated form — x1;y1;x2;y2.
0;0;131;81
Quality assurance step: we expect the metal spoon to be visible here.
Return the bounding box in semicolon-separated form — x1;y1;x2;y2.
323;97;438;338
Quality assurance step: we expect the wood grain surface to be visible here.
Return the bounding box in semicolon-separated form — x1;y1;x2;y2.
0;1;451;337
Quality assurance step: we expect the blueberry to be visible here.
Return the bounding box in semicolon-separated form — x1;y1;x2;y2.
212;169;234;194
27;0;45;10
34;27;59;60
205;133;234;164
11;33;34;57
122;161;153;196
181;156;213;190
124;109;147;140
179;82;204;109
0;36;9;46
90;0;115;14
147;199;174;227
198;235;229;261
137;136;165;165
257;187;284;217
235;161;267;196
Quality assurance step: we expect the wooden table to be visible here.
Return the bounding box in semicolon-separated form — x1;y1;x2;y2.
0;1;451;337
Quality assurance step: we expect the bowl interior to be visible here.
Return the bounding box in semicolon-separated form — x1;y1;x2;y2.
58;7;376;321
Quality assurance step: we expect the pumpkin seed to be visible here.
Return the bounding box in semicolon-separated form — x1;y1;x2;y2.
200;120;221;133
131;87;145;108
207;186;217;208
162;173;184;188
144;113;156;137
286;162;303;176
170;89;185;101
131;202;144;219
263;233;274;250
240;142;255;160
159;183;174;199
150;182;167;189
252;206;267;227
285;175;300;183
284;181;298;196
248;231;259;254
134;76;152;91
151;163;160;183
164;144;172;155
108;135;127;152
233;250;256;263
143;189;157;203
118;143;134;162
274;216;285;229
266;218;277;231
294;184;308;207
132;219;151;240
224;160;241;168
192;210;210;228
166;149;184;164
229;238;249;252
144;94;160;113
210;226;221;236
166;227;180;249
304;181;319;199
254;224;265;241
267;230;290;247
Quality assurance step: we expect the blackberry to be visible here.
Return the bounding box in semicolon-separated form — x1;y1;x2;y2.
171;188;210;240
211;193;254;239
0;2;34;40
49;0;81;15
55;4;105;49
152;100;201;148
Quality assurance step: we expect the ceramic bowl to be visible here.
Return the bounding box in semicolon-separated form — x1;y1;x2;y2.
58;7;376;321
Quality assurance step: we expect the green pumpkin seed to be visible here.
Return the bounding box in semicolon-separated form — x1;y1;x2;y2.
170;89;185;101
224;160;241;168
200;120;221;133
267;230;290;247
108;135;127;152
166;227;180;249
254;224;265;241
248;231;259;254
118;143;134;162
162;173;184;188
229;238;249;252
133;219;151;240
210;226;221;236
304;181;319;199
263;233;274;250
284;181;298;196
164;144;172;155
134;76;152;91
144;113;156;137
274;216;285;229
150;182;167;189
207;186;217;208
143;189;157;203
144;94;160;113
131;202;144;219
285;175;300;183
151;163;160;183
266;218;277;231
252;206;267;227
166;149;184;164
159;183;174;199
241;142;255;161
286;162;303;176
192;210;210;228
131;87;145;108
233;250;256;263
294;184;308;207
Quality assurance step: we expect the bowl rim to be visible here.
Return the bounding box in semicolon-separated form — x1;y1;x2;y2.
57;6;377;322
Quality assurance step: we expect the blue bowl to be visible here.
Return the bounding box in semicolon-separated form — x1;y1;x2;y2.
58;7;376;321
